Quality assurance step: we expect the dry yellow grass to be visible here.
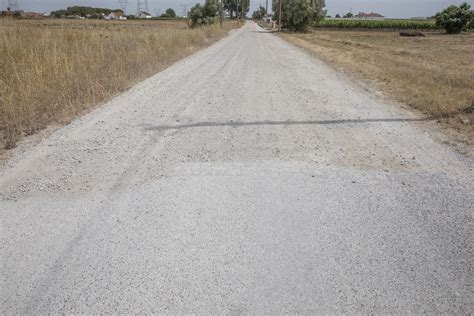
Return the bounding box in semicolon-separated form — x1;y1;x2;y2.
0;19;238;149
281;30;474;142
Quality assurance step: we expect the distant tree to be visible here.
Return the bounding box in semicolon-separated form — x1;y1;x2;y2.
161;8;176;18
223;0;250;19
435;2;473;34
343;12;353;18
335;13;340;18
51;9;66;18
252;6;267;20
50;6;116;18
273;0;326;32
1;7;14;16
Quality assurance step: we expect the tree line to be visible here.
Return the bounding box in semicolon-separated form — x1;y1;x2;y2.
251;0;472;34
188;0;251;27
50;6;119;18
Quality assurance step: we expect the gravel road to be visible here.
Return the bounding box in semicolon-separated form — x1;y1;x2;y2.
1;22;473;314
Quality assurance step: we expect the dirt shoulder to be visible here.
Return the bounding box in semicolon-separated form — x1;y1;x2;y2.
280;29;474;146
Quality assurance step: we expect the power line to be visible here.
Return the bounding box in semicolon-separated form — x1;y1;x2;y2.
180;3;189;17
7;0;20;11
137;0;149;14
118;0;128;14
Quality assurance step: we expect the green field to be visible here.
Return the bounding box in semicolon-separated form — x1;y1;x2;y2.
316;18;439;30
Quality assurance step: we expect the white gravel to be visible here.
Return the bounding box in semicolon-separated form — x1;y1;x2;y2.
1;22;473;314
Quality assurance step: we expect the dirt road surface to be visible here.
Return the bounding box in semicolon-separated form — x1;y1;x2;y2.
1;22;473;314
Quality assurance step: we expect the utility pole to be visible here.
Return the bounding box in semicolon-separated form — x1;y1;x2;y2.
219;0;224;27
180;4;188;17
137;0;149;14
118;0;128;14
279;0;283;31
236;0;239;25
7;0;20;11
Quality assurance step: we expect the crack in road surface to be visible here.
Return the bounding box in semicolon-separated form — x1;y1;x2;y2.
143;117;434;131
1;22;473;314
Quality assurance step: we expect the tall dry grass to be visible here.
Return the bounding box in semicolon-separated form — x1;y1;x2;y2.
0;19;237;149
282;30;474;142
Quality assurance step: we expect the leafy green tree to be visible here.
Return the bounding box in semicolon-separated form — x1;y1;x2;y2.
273;0;326;32
343;12;353;18
188;0;219;27
252;6;267;20
203;0;219;18
335;13;340;18
161;8;177;18
224;0;250;19
435;2;473;34
188;4;204;27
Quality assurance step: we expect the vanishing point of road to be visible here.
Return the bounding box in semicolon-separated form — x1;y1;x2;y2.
1;22;473;314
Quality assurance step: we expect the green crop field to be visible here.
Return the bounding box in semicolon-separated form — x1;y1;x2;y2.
316;18;439;30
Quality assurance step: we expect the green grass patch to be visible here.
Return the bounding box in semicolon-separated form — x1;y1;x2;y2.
316;19;439;30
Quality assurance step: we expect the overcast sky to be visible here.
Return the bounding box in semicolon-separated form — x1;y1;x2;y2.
2;0;473;18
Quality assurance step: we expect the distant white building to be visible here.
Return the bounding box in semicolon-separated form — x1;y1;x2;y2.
65;15;85;19
104;11;127;20
104;12;116;20
136;11;152;19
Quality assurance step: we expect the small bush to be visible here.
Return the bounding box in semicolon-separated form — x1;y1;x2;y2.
435;2;473;34
161;8;177;18
273;0;326;32
188;0;219;28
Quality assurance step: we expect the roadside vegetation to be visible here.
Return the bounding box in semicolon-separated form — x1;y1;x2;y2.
274;2;473;142
0;19;238;150
314;2;472;32
188;0;249;28
281;30;474;141
188;0;221;28
435;2;473;34
272;0;326;31
252;6;267;21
